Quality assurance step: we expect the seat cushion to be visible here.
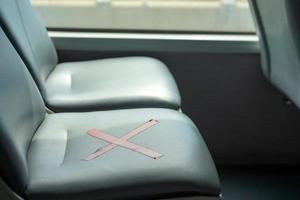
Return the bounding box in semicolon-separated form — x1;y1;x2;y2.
26;109;220;200
45;57;181;112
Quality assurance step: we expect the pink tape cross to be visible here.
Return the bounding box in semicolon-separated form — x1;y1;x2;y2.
84;119;163;161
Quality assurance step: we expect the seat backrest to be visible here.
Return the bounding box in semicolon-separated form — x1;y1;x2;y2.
0;0;58;97
0;26;46;195
249;0;300;107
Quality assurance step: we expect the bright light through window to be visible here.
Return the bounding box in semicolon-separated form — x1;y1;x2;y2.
31;0;255;33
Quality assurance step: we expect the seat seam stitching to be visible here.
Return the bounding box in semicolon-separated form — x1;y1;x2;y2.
61;129;69;165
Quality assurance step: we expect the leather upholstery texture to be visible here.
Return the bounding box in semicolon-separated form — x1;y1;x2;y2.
26;109;220;200
0;0;58;96
0;27;46;194
0;0;181;111
249;0;300;108
0;26;220;199
46;57;181;112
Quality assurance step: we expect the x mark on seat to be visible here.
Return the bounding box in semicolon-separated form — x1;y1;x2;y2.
84;119;163;161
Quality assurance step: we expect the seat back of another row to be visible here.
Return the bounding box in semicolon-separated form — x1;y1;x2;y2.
249;0;300;107
0;26;46;195
0;0;58;97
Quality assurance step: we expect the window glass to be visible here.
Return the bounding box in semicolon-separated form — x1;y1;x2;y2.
31;0;255;33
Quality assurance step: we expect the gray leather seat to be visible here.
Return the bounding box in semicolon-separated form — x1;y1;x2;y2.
27;109;220;200
249;0;300;108
0;0;181;112
46;57;180;112
0;27;220;199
